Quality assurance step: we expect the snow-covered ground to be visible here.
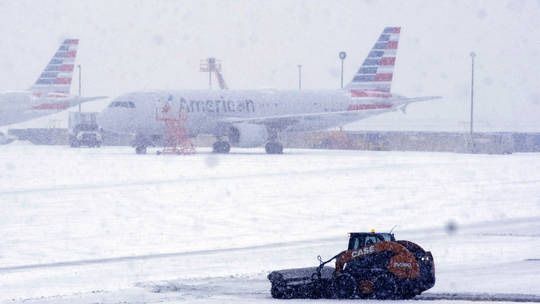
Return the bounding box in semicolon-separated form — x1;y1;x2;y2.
1;144;539;303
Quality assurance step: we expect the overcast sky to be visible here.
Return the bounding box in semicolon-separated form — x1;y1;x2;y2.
1;0;539;131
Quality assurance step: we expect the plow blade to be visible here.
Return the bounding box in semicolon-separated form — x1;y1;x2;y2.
268;266;335;299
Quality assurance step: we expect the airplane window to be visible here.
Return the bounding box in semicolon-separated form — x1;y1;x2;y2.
108;101;135;108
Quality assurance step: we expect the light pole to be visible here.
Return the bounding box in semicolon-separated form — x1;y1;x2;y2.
469;52;476;151
298;65;302;90
339;51;347;89
77;64;82;112
208;58;215;89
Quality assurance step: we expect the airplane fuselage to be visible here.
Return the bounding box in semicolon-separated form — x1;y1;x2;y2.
99;89;400;140
97;27;439;153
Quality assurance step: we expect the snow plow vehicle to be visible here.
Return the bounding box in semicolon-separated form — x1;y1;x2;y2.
268;232;435;299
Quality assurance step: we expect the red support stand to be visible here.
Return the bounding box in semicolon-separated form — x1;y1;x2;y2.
156;107;195;155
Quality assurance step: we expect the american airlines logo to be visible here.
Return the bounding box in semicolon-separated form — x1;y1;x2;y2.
178;97;255;113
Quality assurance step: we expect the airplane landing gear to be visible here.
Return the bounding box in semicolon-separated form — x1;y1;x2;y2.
133;133;153;154
135;146;147;154
265;142;283;154
265;127;283;154
212;141;231;153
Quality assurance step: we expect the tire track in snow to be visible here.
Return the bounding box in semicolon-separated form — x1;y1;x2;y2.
0;236;340;273
2;164;539;197
142;278;540;303
3;217;539;273
0;163;414;196
418;292;540;302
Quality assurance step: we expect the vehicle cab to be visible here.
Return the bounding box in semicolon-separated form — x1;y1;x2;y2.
347;232;395;250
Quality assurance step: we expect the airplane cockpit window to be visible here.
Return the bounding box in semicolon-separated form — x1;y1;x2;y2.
108;101;135;108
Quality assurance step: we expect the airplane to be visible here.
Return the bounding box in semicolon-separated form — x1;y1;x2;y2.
0;39;105;127
98;27;440;154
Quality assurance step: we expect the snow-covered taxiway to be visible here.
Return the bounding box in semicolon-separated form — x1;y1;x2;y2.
1;144;539;303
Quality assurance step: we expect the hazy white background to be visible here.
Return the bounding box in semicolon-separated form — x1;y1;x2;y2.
0;0;539;131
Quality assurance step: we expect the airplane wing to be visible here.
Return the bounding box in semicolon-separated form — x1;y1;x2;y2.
219;96;441;130
68;96;108;106
28;96;108;111
220;108;388;126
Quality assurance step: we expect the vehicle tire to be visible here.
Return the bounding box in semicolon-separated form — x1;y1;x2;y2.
322;280;337;298
221;141;231;153
357;279;375;299
135;146;147;154
334;273;357;299
373;274;397;299
212;141;230;153
401;291;417;300
265;142;283;154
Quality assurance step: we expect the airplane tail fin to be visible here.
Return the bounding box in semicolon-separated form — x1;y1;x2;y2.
345;27;400;93
29;39;79;98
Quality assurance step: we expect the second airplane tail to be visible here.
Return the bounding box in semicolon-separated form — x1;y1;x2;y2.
29;39;79;98
345;27;400;94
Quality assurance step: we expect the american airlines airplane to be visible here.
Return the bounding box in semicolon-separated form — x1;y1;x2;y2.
0;39;104;127
99;27;440;154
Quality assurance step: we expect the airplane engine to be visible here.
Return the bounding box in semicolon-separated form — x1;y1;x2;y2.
228;123;268;147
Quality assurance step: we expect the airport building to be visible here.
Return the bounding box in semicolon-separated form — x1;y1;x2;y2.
7;126;540;154
282;131;540;154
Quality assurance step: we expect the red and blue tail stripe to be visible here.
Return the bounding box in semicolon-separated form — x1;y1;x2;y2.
346;27;400;96
30;39;78;98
